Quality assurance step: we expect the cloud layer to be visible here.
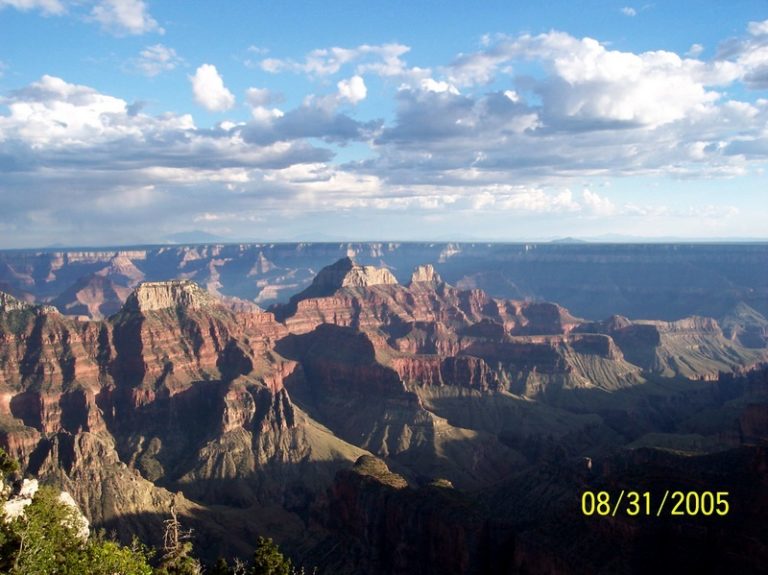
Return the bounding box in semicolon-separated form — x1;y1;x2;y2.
0;20;766;245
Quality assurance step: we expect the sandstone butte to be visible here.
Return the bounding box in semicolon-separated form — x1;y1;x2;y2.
0;256;766;573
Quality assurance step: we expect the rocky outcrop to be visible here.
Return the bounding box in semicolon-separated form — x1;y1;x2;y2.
409;264;442;286
321;257;398;289
0;292;34;313
123;280;216;313
288;257;397;301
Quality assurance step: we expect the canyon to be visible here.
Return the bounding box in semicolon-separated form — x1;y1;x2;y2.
0;247;766;573
0;242;765;322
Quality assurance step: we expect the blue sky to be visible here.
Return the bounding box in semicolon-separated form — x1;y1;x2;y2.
0;0;767;247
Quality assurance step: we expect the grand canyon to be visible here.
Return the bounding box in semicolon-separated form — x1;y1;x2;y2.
0;242;766;573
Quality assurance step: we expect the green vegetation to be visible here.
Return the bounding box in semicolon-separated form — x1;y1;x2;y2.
0;479;153;575
0;448;309;575
248;537;294;575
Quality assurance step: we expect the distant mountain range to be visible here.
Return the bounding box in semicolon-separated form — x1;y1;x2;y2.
0;242;765;322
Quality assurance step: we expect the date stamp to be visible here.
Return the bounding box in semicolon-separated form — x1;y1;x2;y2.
581;490;730;517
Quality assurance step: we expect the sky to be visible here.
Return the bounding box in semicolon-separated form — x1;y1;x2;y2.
0;0;767;247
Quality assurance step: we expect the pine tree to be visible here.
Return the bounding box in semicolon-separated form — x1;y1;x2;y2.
248;537;293;575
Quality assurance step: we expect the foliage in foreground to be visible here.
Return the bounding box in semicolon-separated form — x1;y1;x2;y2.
0;484;153;575
0;448;310;575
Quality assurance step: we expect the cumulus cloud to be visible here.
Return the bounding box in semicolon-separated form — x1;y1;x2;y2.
716;19;768;89
621;6;637;17
521;33;724;127
261;46;363;76
441;30;755;128
242;101;380;145
246;88;284;124
132;44;182;77
0;0;64;14
337;75;367;104
0;74;361;245
419;78;460;94
90;0;162;35
359;22;768;201
1;75;145;147
190;64;235;111
2;20;768;245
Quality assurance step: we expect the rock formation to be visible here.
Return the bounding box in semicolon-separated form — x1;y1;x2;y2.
1;242;765;321
0;257;765;570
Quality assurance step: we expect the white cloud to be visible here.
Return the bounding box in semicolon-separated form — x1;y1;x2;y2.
621;6;637;17
445;30;742;128
447;49;511;86
262;46;358;75
2;20;768;244
190;64;235;112
747;19;768;37
90;0;162;35
420;78;460;95
250;106;284;124
245;88;284;124
337;75;367;104
0;0;64;15
504;90;520;102
259;58;284;73
1;75;140;147
0;75;361;245
581;189;616;215
534;34;721;126
132;44;182;77
0;74;328;172
494;187;580;212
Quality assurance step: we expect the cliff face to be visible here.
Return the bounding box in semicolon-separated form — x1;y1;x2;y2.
320;456;491;575
0;280;368;553
122;280;215;313
0;259;765;570
319;442;768;575
1;242;765;322
576;314;766;379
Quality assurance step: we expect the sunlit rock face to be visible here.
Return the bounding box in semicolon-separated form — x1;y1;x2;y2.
0;255;765;568
1;243;765;321
123;280;216;313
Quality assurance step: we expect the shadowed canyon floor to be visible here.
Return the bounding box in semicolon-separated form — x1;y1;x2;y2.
0;253;766;573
